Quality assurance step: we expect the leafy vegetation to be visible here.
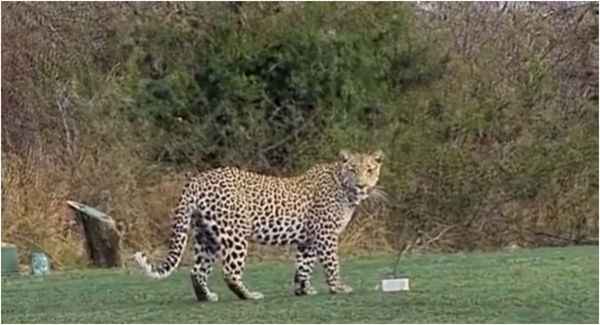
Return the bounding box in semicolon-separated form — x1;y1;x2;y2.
1;3;597;267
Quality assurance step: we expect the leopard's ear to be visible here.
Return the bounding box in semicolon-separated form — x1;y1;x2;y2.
373;149;384;163
339;149;352;162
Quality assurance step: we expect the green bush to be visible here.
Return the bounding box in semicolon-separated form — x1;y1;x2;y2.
116;3;447;170
92;2;596;251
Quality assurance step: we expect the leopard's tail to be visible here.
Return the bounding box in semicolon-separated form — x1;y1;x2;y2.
133;196;194;279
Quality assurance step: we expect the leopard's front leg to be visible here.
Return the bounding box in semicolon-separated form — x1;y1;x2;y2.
294;242;317;296
316;231;353;294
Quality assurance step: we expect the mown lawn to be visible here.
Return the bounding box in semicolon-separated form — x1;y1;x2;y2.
1;246;597;323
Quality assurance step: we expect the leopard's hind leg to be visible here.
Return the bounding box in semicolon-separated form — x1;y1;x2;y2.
190;214;219;302
220;233;263;300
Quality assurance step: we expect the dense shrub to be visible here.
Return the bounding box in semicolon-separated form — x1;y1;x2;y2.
117;3;446;171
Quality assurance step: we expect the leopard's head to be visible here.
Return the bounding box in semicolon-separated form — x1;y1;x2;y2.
338;149;384;201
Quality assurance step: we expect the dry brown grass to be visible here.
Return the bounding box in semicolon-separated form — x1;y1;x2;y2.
2;152;84;267
1;153;185;269
1;145;395;269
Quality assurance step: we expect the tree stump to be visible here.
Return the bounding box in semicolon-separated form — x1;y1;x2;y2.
67;200;122;268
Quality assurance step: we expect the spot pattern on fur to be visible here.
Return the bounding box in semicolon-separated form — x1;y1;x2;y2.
134;149;383;301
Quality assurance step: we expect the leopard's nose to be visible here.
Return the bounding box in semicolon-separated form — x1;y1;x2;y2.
356;184;367;190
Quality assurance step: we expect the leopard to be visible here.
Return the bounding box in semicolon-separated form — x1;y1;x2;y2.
134;149;383;302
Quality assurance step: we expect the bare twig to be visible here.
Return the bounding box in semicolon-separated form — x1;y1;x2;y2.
425;224;457;246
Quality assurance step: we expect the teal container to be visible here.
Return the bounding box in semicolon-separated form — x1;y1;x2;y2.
1;245;20;276
29;250;51;275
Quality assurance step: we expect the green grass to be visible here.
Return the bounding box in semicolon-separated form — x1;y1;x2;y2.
2;246;597;323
